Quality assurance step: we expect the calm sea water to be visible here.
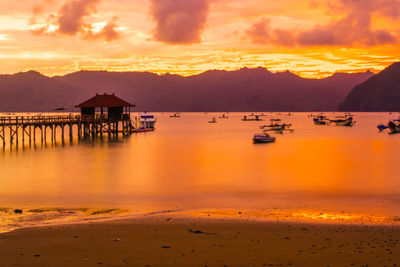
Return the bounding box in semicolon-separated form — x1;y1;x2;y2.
1;112;400;231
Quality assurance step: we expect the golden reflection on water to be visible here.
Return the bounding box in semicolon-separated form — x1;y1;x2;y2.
0;112;400;219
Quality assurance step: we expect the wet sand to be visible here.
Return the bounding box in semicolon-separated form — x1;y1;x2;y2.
0;214;399;267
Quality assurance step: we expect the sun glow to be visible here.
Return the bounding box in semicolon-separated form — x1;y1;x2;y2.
0;0;398;77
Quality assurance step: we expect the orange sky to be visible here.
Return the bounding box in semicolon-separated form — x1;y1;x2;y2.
0;0;399;78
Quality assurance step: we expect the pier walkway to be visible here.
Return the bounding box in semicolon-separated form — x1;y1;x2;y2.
0;114;132;147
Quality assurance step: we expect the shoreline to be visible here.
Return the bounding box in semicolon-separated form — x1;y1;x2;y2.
2;207;400;235
1;213;399;266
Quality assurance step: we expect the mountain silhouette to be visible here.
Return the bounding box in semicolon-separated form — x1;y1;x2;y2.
0;68;372;112
339;62;400;111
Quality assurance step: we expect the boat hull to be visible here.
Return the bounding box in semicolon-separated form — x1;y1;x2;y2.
131;128;155;133
253;137;276;144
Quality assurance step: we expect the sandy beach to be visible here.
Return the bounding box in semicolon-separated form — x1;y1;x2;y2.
1;213;399;267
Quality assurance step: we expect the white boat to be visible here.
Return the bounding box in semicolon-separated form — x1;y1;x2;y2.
208;118;217;123
133;113;156;132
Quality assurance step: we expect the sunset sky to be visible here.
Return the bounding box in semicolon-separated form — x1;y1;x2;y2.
0;0;399;78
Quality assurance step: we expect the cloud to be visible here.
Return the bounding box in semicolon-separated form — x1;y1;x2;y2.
247;0;398;47
246;18;295;46
29;0;55;25
150;0;210;44
31;0;120;41
84;17;120;41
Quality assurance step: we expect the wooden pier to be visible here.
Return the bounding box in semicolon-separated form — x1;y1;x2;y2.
0;114;133;148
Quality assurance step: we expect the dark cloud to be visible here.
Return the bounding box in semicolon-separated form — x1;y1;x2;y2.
246;18;295;46
57;0;100;35
31;0;120;42
150;0;210;44
247;0;399;47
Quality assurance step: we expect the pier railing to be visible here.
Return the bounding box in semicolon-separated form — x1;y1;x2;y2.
0;114;134;147
0;114;129;126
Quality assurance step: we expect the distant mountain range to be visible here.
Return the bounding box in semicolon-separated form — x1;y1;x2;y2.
0;67;373;112
339;62;400;111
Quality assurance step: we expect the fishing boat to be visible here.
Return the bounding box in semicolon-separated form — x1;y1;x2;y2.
260;119;282;129
170;113;180;118
208;118;217;123
242;115;263;121
313;115;329;125
388;120;400;134
264;124;293;133
219;114;229;119
328;114;356;127
132;113;156;132
253;133;276;144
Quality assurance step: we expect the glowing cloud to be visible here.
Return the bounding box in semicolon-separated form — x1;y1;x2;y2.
31;0;120;41
150;0;210;44
247;0;398;47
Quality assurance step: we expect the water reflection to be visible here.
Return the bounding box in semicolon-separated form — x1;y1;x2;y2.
0;112;399;219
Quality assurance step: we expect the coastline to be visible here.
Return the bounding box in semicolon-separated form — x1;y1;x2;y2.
1;212;399;266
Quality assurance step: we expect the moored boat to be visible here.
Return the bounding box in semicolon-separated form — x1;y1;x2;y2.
313;115;329;125
242;115;263;121
328;113;356;127
170;113;180;118
253;133;276;144
388;120;400;134
132;113;156;132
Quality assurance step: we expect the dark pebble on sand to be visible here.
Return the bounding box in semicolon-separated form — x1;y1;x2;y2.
189;229;204;234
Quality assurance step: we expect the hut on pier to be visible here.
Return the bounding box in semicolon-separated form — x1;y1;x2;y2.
75;93;135;121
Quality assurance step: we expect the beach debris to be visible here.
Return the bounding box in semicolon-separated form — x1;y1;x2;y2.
161;245;170;248
111;238;120;242
73;236;79;238
188;229;217;235
14;209;23;214
166;217;173;222
33;254;41;257
188;229;204;234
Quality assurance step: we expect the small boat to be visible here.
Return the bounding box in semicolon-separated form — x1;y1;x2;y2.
328;114;356;127
208;118;217;123
170;113;180;118
264;124;293;132
132;113;156;132
377;124;389;132
388;120;400;134
242;115;263;121
253;133;276;144
219;114;229;119
313;115;329;125
260;119;283;129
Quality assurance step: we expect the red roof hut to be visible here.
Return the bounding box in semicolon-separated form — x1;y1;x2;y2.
76;93;135;121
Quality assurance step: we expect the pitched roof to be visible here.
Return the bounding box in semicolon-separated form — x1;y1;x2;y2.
76;93;135;108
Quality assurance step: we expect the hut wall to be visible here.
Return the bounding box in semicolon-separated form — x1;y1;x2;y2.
108;107;123;121
81;107;95;117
